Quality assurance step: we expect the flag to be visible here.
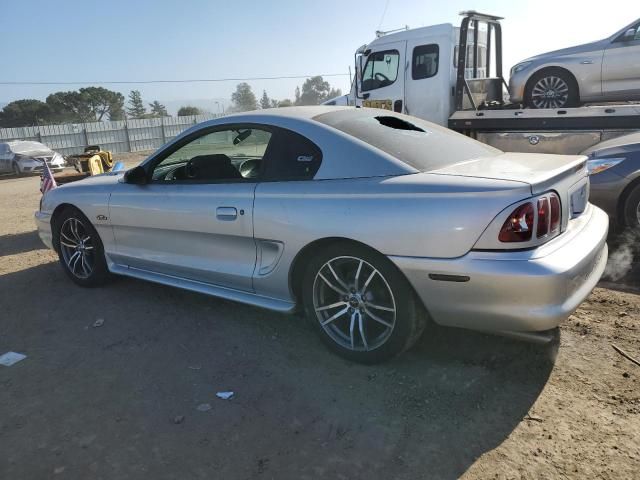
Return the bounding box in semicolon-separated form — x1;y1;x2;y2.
40;159;57;194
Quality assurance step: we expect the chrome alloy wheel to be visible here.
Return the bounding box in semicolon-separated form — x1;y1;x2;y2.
312;256;396;352
636;201;640;226
59;217;95;279
531;76;569;109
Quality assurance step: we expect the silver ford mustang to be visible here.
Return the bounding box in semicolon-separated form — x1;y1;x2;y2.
35;107;609;363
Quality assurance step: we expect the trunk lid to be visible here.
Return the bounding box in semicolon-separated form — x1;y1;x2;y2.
430;152;587;195
430;152;590;229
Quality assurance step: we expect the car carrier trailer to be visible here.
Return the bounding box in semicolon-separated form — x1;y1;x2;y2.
331;10;640;156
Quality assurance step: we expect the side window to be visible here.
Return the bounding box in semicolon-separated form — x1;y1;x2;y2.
151;127;272;182
263;129;322;181
412;44;439;80
361;50;400;92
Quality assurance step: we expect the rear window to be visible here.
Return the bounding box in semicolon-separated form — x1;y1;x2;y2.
313;109;500;171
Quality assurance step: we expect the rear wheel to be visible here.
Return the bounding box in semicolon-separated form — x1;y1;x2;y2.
302;242;427;363
525;69;579;109
54;207;111;287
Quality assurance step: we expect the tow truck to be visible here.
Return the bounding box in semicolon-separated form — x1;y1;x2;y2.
328;11;640;155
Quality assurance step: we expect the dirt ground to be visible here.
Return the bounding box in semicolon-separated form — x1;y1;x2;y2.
0;153;639;479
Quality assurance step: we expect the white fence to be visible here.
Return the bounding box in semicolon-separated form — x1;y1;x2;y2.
0;114;220;155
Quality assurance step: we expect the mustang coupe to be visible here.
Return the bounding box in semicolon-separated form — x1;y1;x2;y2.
35;107;608;363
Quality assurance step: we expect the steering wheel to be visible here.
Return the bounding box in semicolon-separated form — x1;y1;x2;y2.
374;72;390;83
239;159;261;179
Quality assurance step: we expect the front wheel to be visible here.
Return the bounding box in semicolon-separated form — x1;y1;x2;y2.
623;183;640;229
302;242;427;363
54;207;111;287
525;69;579;109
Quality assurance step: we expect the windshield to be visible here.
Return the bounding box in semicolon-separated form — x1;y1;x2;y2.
10;141;52;154
313;109;500;172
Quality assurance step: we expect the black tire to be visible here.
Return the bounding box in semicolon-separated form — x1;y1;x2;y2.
623;183;640;229
302;242;427;364
53;206;111;287
12;162;21;177
525;68;579;109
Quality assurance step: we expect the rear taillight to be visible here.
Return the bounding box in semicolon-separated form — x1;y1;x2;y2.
498;202;534;242
499;192;562;244
537;197;549;237
549;194;560;234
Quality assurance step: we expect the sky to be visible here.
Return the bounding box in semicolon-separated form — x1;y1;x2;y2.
0;0;636;114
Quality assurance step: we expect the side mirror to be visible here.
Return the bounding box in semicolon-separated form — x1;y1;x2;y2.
123;166;148;185
623;28;637;40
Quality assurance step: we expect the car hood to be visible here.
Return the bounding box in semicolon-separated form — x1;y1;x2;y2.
516;39;607;64
59;171;125;189
430;152;587;195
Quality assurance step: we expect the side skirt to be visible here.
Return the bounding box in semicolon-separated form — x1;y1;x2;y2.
108;263;296;314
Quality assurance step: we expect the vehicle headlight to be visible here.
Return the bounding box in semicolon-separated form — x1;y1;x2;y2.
587;157;625;175
511;61;533;75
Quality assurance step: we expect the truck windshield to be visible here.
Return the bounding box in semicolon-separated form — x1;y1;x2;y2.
361;50;399;91
314;109;500;172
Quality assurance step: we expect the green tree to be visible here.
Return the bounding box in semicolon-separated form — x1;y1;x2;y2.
45;87;125;122
149;100;168;117
177;106;201;116
296;76;342;105
277;99;293;107
127;90;146;118
0;99;52;127
294;86;301;105
46;91;91;123
231;82;257;112
259;90;272;109
80;87;125;121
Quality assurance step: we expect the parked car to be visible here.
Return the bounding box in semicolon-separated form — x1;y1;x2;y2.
510;18;640;108
35;107;608;363
584;132;640;228
0;140;65;176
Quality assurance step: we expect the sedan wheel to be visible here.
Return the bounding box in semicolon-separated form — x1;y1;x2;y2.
59;217;95;280
525;69;579;109
55;207;110;287
313;256;397;352
303;243;427;363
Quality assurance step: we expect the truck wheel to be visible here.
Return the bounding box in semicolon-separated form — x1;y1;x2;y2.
525;69;579;109
302;242;427;364
623;184;640;229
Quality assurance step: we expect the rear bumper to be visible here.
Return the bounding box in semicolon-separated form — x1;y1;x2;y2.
34;210;54;250
390;204;608;333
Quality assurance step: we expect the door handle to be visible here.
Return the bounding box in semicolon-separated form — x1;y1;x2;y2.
580;60;594;64
216;206;237;221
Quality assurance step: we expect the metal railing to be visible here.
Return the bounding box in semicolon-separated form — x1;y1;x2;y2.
0;114;220;155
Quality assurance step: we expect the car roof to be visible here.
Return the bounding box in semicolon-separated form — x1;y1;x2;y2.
222;105;354;121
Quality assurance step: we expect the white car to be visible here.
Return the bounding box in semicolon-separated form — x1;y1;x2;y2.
0;141;65;175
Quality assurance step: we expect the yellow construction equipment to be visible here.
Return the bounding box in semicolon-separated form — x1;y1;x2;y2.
54;145;115;184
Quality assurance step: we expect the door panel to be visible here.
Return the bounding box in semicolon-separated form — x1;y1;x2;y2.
404;36;452;125
603;30;640;98
359;40;406;112
108;182;257;291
